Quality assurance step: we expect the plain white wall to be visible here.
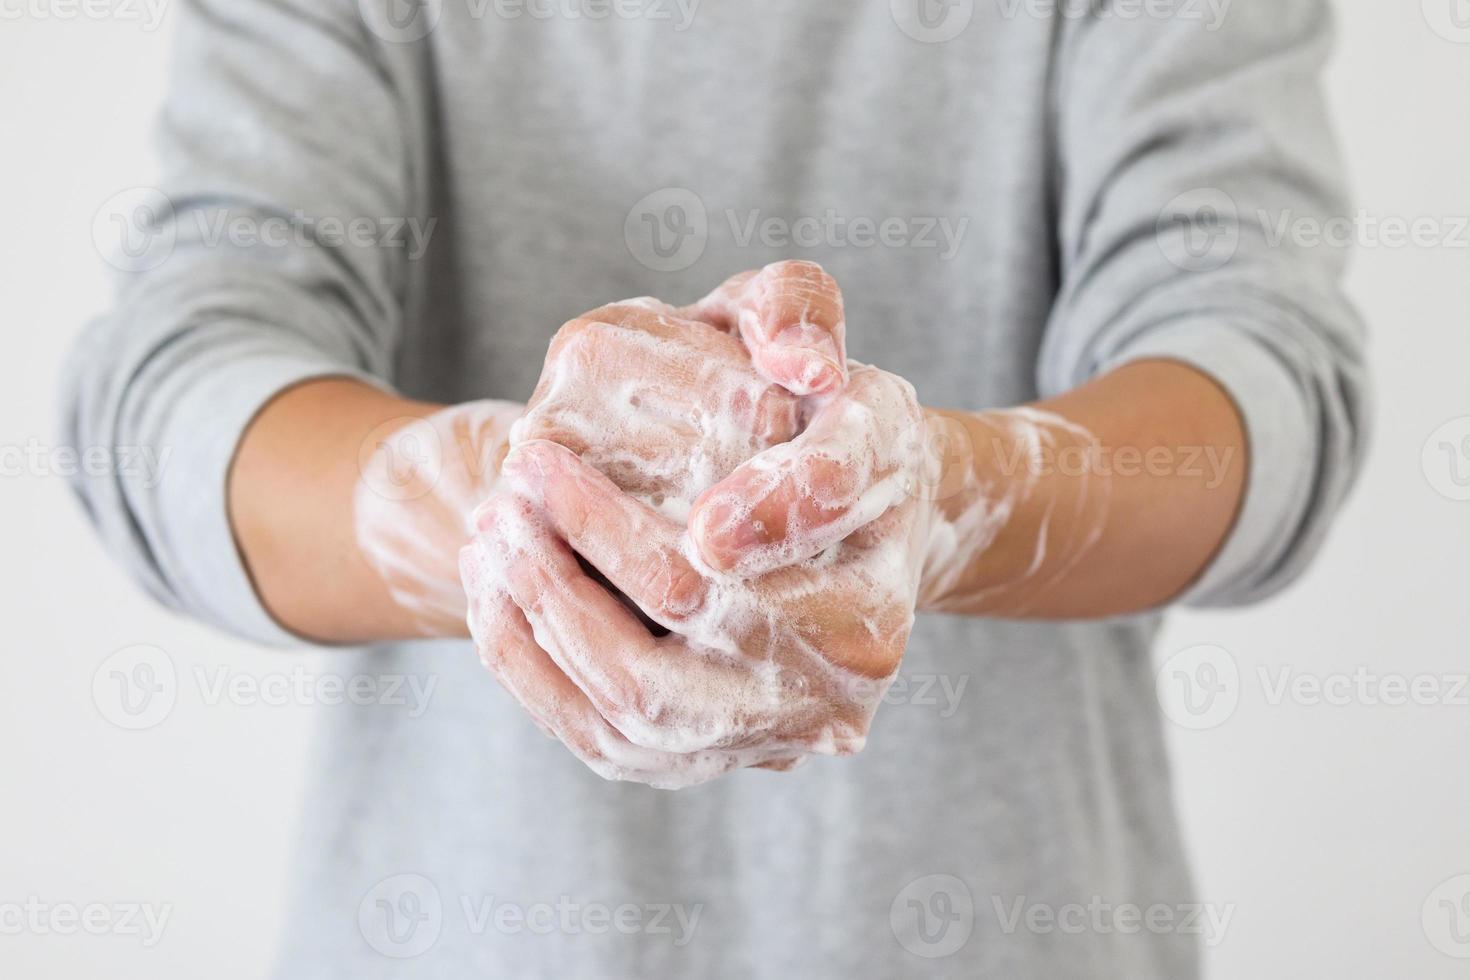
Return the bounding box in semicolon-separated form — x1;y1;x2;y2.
1;3;1466;977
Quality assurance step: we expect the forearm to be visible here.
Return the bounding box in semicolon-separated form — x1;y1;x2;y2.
227;378;469;644
918;359;1246;618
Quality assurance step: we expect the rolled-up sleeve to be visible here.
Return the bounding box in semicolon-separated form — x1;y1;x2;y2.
61;0;420;643
1038;0;1370;607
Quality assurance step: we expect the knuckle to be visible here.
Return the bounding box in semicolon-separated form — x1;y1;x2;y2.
610;684;659;734
562;725;610;770
549;316;614;365
799;453;858;503
550;314;597;348
751;386;800;443
769;258;825;281
514;410;590;460
473;634;507;673
636;555;706;621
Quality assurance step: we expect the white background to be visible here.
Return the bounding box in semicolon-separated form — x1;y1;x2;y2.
2;2;1467;977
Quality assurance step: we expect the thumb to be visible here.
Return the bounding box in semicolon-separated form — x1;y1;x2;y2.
683;260;848;397
689;365;921;576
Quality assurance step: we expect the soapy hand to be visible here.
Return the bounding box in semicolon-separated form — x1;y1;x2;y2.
464;364;931;789
461;260;1108;788
510;298;802;519
460;261;932;787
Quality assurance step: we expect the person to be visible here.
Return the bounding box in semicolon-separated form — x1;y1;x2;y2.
64;1;1367;976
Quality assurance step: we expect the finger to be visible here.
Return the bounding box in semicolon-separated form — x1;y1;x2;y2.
676;270;755;331
476;490;748;755
477;487;836;756
682;261;847;397
473;491;660;725
687;365;922;576
463;541;748;788
500;440;708;626
515;305;797;483
753;756;808;772
460;540;558;738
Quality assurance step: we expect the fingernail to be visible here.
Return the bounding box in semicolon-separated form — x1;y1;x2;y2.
773;326;841;364
771;352;844;398
801;355;846;395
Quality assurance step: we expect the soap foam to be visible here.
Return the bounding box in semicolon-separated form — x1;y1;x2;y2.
354;400;522;635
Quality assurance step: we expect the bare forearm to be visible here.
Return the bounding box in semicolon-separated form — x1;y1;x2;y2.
919;359;1247;618
227;378;455;643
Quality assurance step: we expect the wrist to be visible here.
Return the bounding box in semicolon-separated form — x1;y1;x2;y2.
353;399;524;640
914;406;1110;614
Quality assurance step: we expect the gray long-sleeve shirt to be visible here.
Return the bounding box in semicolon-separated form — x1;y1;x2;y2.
63;1;1368;976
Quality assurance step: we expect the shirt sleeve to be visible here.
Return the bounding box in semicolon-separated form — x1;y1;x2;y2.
60;0;424;644
1039;0;1371;607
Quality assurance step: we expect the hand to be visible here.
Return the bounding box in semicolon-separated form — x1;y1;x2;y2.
463;360;934;789
462;262;909;786
357;258;848;643
509;298;802;520
691;399;1113;618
